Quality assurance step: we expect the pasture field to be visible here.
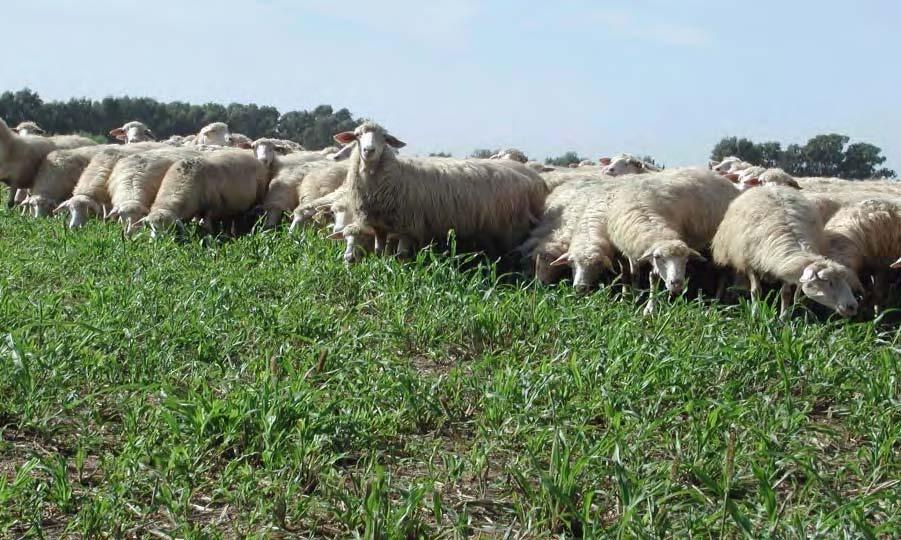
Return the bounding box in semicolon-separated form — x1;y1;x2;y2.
0;208;898;538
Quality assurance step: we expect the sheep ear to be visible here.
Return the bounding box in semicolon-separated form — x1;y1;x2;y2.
385;135;406;149
599;157;611;166
109;128;127;141
799;266;818;283
689;249;707;262
724;173;739;183
0;118;12;142
327;230;345;240
52;201;69;215
708;159;719;169
549;253;571;267
333;131;357;145
638;249;655;263
891;258;901;270
145;129;156;141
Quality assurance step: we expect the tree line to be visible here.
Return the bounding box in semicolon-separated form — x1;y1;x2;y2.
0;88;361;150
711;134;895;180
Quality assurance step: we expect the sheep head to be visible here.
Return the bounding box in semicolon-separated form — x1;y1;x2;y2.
14;121;45;136
798;260;861;317
601;154;658;177
571;253;615;293
197;122;230;146
333;122;406;168
252;139;278;168
110;121;155;144
639;240;706;294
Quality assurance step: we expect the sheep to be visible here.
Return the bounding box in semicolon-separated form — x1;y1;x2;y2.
140;149;269;237
708;156;751;174
195;122;230;146
12;121;45;136
489;148;529;163
712;184;862;318
578;159;596;168
599;154;662;177
823;198;901;313
226;133;253;149
109;121;156;144
518;175;607;284
0;117;97;207
26;144;148;218
252;138;331;228
53;142;166;229
104;146;214;232
289;163;351;231
331;122;548;263
606;168;738;314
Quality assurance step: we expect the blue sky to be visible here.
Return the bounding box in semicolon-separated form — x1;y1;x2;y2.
4;0;900;170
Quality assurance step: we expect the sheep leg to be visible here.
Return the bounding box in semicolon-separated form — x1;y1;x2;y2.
748;271;761;317
715;273;728;302
643;272;657;316
779;283;794;320
374;231;388;256
872;271;888;316
627;258;640;295
5;188;16;209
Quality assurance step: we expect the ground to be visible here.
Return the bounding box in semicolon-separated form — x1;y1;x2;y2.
0;208;898;538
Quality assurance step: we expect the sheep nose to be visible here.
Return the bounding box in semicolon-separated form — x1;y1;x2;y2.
574;283;590;295
838;303;858;317
669;279;684;292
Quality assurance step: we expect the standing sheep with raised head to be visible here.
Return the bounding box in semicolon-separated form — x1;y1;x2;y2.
711;184;861;318
195;122;230;146
607;168;737;314
109;121;156;144
331;122;548;263
823;198;901;313
0;117;97;207
140;149;269;237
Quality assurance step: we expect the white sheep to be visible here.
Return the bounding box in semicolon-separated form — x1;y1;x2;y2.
823;198;901;313
288;163;351;231
331;122;548;263
606;168;738;314
518;175;606;284
489;148;529;163
195;122;230;146
54;144;162;227
599;154;662;177
1;118;98;208
140;149;269;237
226;133;253;149
252;138;331;228
12;121;46;136
99;146;211;232
109;121;156;144
26;144;140;218
712;184;861;318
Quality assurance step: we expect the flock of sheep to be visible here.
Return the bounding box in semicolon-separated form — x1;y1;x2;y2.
2;117;901;320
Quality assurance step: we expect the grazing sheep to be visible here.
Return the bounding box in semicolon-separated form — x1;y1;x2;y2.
712;184;861;318
289;163;351;231
13;121;45;136
823;198;901;312
518;175;606;284
600;154;662;177
331;122;548;263
52;143;163;227
0;117;97;207
104;146;211;232
26;144;147;218
109;121;156;144
141;149;269;237
607;168;737;314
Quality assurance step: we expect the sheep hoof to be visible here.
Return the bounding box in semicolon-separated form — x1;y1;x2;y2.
642;302;655;316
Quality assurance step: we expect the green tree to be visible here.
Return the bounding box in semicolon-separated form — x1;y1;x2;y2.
710;136;761;164
469;149;497;159
545;151;584;167
429;152;452;157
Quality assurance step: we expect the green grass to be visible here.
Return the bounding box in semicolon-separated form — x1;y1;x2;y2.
0;207;898;538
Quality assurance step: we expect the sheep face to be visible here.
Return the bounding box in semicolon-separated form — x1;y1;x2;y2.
333;122;406;168
27;195;54;218
538;250;569;284
891;257;901;270
640;240;706;294
252;140;277;168
710;156;743;173
602;156;648;177
572;256;613;293
110;122;155;143
799;262;860;317
228;134;253;149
